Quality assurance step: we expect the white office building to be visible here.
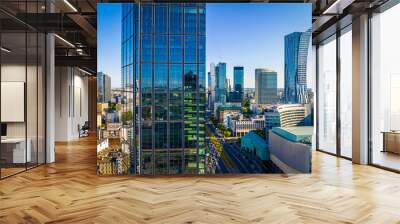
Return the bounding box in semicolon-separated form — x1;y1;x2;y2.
225;113;265;137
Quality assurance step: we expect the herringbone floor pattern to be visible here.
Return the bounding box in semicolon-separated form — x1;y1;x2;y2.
1;136;400;223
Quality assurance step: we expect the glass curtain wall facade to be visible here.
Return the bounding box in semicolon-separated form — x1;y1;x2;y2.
233;66;244;94
317;35;337;154
316;25;352;158
0;1;46;179
370;3;400;171
255;69;278;105
121;3;206;175
284;29;311;104
215;62;226;104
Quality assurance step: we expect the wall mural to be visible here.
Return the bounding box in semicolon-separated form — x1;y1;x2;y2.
97;3;314;175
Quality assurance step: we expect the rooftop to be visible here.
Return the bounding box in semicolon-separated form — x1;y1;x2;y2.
271;126;313;143
217;104;242;111
241;131;267;148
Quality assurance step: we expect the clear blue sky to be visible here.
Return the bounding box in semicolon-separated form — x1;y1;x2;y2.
206;3;311;88
98;3;122;88
98;3;312;88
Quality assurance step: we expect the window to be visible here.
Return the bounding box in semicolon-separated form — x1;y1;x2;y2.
169;150;183;174
169;4;182;34
141;35;152;63
184;35;196;63
184;149;198;174
170;35;182;63
370;3;400;171
154;64;167;90
339;27;352;158
169;64;182;91
155;123;168;149
154;35;167;63
141;122;152;149
170;92;182;120
141;63;152;91
199;7;205;35
317;35;337;154
155;93;167;121
199;64;206;92
154;150;168;175
198;35;205;63
154;5;167;34
141;5;152;34
142;150;153;175
184;7;197;34
184;64;197;90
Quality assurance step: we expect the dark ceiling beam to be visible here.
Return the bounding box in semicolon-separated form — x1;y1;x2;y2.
86;0;97;11
0;8;38;31
55;55;96;71
1;13;85;32
67;13;97;46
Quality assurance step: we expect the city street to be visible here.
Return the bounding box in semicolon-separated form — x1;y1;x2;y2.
206;122;268;174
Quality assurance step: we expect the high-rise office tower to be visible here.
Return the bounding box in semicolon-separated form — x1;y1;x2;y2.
233;66;244;100
207;70;216;110
208;72;212;92
121;3;206;175
207;71;212;109
227;66;244;103
209;63;216;110
233;66;244;93
227;78;232;93
97;72;111;103
284;29;311;104
255;69;278;105
215;62;227;104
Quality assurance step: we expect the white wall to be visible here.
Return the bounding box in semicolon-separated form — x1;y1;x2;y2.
1;65;27;143
1;65;36;138
1;63;46;164
55;67;89;141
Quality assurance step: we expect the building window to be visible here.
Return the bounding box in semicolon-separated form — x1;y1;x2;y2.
169;35;182;63
169;4;183;34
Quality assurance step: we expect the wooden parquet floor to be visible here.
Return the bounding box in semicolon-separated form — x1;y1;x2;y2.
1;136;400;224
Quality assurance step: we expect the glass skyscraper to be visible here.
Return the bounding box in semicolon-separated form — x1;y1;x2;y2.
255;68;278;105
232;66;244;102
208;63;216;109
284;29;311;104
97;72;111;103
215;62;227;104
233;66;244;93
121;3;206;175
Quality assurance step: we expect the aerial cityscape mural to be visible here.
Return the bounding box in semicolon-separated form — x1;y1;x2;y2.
97;3;314;175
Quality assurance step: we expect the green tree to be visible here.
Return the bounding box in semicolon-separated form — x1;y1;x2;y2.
253;129;266;139
243;98;250;108
224;130;232;137
121;111;133;124
108;102;117;112
242;98;252;117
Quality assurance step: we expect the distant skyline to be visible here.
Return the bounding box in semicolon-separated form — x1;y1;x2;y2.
98;3;312;89
206;3;311;89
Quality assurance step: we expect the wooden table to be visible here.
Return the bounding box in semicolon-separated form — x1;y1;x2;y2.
382;131;400;154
